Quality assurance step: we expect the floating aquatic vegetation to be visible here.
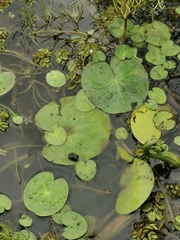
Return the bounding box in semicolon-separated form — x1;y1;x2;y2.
54;49;70;64
0;194;12;213
0;0;13;12
0;29;8;50
33;49;52;67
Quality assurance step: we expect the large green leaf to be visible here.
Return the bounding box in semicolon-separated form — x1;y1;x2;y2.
116;158;154;214
81;57;149;114
35;97;111;165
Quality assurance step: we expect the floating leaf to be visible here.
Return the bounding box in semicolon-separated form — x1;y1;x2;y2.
174;136;180;146
161;40;180;57
107;18;133;38
23;172;69;216
74;89;96;112
144;99;158;111
92;51;106;62
19;215;32;227
115;127;128;140
150;65;168;80
0;71;16;96
81;57;149;114
11;114;23;125
0;194;12;213
13;230;37;240
115;44;134;60
148;87;167;104
145;21;170;46
175;6;180;14
75;160;97;181
117;146;134;163
131;105;161;144
44;124;67;145
52;205;72;224
35;97;111;165
61;211;88;239
116;158;154;214
163;60;176;69
46;70;66;87
129;24;146;43
153;111;175;130
145;50;166;65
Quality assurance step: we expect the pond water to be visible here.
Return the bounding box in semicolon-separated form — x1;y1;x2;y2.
1;0;180;240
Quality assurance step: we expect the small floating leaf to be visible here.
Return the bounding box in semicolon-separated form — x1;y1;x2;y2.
115;44;134;60
115;127;128;140
0;194;12;213
144;99;158;111
74;89;96;112
150;65;168;80
52;205;72;224
145;50;166;65
107;18;133;38
116;158;154;214
174;136;180;146
92;50;106;62
153;111;175;130
148;87;167;104
13;230;37;240
44;125;66;145
23;172;69;216
46;70;66;87
163;60;176;69
61;211;88;239
0;71;16;96
19;215;32;227
161;40;180;57
11;114;23;125
75;160;97;181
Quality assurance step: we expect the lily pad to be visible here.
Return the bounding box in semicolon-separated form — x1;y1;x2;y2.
81;57;149;114
115;44;134;60
148;87;167;104
44;125;67;145
129;24;146;43
0;70;16;96
153;111;175;130
52;205;72;224
74;89;96;112
163;60;176;69
75;160;97;181
131;105;161;144
115;127;128;140
107;18;133;38
35;97;111;165
161;40;180;57
150;65;168;80
46;70;66;87
92;51;106;62
145;50;166;65
144;99;158;111
61;211;88;239
19;215;32;227
0;194;12;213
11;114;23;125
23;172;69;216
174;136;180;146
13;230;37;240
116;158;154;214
145;21;170;46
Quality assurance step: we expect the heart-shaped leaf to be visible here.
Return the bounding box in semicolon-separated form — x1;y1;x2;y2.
153;111;175;130
150;66;168;80
0;194;12;213
0;71;16;96
75;160;97;181
148;87;167;104
61;211;88;239
46;70;66;87
161;40;180;57
44;124;66;145
19;215;33;227
23;172;69;216
115;44;134;60
116;158;154;214
145;50;166;65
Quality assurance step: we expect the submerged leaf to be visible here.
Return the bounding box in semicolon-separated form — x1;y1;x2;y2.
116;158;154;214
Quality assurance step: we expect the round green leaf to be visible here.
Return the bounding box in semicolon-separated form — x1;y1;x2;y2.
35;97;111;165
161;40;180;57
23;172;69;216
0;194;12;213
107;18;133;38
163;60;176;69
44;125;66;145
19;215;32;227
145;21;170;46
131;105;161;144
61;211;88;239
52;205;72;224
144;99;158;111
145;50;166;65
81;57;149;114
74;89;96;112
175;6;180;14
153;111;175;130
11;114;23;125
174;136;180;146
129;24;146;43
92;51;106;62
46;70;66;87
116;158;154;214
148;87;167;104
13;230;37;240
115;127;128;140
75;160;97;181
0;71;16;96
115;44;134;60
150;65;168;80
